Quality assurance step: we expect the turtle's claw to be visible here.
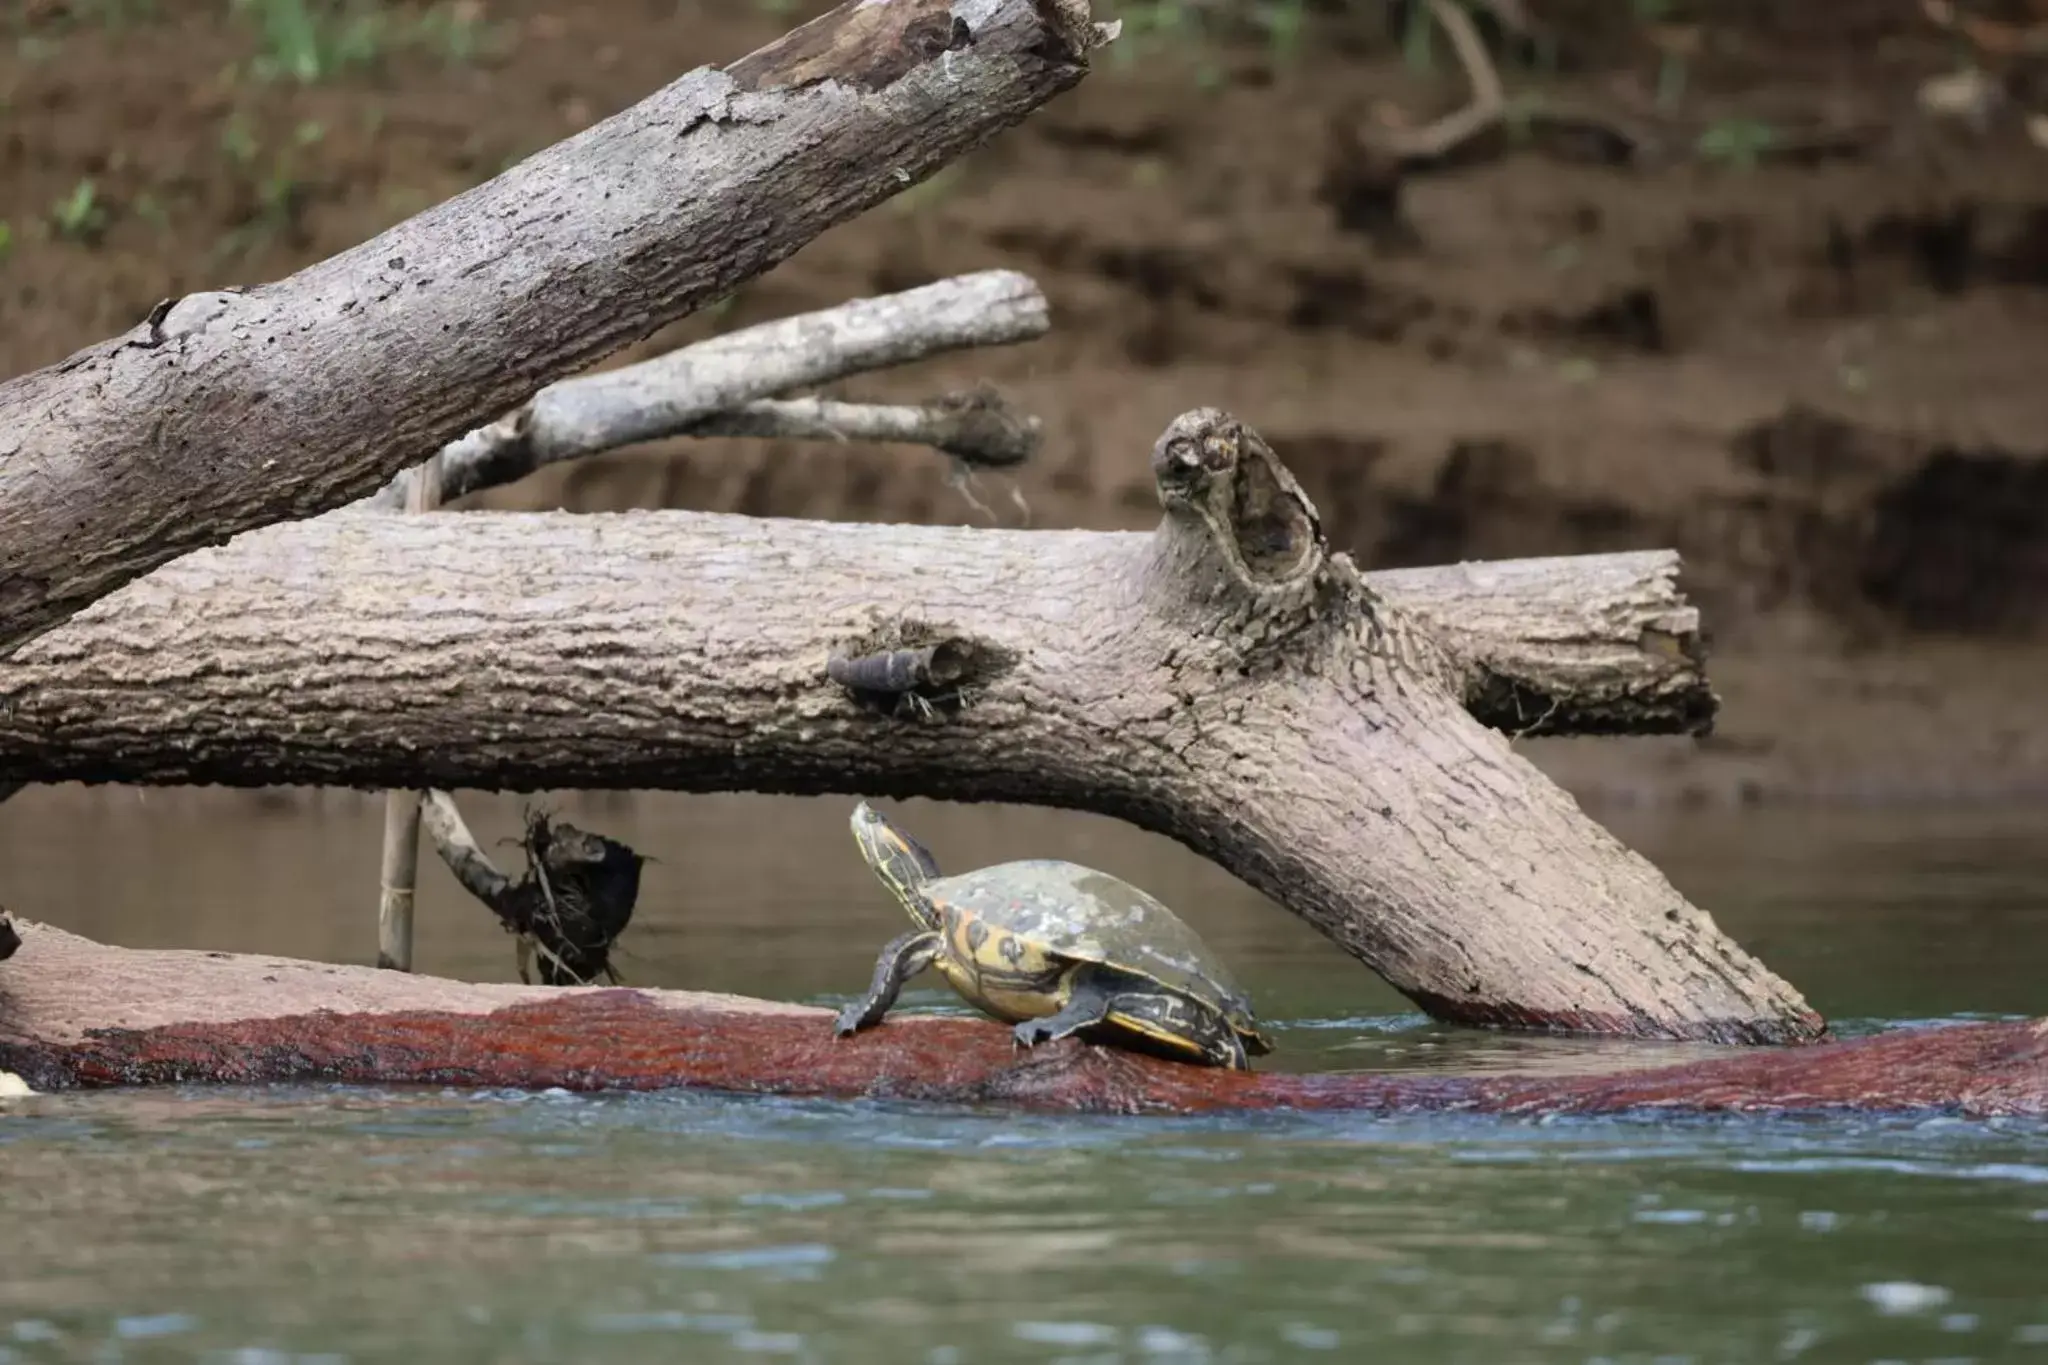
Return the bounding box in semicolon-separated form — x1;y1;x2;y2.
832;1006;865;1038
1012;1021;1051;1050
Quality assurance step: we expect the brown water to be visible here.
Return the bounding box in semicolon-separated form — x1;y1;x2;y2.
2;790;2046;1363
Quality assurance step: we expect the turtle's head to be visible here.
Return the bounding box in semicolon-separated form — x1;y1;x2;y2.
850;801;944;931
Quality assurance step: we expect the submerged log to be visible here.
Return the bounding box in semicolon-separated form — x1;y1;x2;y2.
1;925;2036;1117
0;0;1109;657
0;411;1816;1043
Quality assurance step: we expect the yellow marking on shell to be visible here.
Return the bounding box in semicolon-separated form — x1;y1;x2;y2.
931;953;1070;1023
1102;1008;1214;1062
934;909;1071;1022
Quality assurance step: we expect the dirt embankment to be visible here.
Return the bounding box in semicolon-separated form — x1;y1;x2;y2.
4;0;2047;805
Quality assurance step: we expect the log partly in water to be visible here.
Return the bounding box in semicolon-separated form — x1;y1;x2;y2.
1;924;2037;1117
0;410;1818;1044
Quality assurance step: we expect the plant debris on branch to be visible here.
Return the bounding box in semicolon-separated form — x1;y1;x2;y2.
419;793;648;988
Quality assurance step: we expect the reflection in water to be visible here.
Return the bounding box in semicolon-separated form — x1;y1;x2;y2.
1;791;2046;1361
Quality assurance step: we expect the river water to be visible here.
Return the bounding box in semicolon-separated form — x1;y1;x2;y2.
2;789;2045;1363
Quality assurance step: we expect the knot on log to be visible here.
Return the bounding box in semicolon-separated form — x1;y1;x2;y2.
827;623;1018;722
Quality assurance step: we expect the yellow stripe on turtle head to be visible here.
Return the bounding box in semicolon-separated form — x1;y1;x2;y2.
850;801;945;932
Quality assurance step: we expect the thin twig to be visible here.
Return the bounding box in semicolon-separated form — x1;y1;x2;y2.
359;271;1051;509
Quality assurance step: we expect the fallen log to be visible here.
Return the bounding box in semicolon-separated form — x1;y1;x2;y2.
0;410;1817;1043
0;0;1110;658
1;924;2034;1116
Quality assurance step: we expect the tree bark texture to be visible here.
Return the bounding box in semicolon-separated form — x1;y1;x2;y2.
0;0;1106;658
2;925;2036;1117
0;410;1815;1044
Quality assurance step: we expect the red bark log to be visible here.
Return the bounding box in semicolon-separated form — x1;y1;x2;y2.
3;924;2039;1117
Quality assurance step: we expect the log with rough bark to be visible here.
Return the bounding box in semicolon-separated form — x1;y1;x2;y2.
0;0;1111;658
0;409;1817;1044
1;924;2037;1116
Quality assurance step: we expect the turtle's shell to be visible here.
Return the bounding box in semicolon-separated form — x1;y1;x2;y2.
921;859;1258;1028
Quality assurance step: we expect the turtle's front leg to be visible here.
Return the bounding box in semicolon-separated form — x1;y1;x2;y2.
1012;968;1117;1050
833;929;942;1037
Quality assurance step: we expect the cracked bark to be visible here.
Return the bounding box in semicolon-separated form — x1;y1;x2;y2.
0;410;1815;1044
0;0;1107;658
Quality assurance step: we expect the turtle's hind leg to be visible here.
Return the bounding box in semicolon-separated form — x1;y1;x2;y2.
1022;967;1255;1070
834;929;942;1037
1105;992;1253;1071
1011;967;1118;1051
1012;970;1255;1071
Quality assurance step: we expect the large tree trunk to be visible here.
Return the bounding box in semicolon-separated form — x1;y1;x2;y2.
0;410;1819;1044
0;0;1107;658
3;924;2036;1117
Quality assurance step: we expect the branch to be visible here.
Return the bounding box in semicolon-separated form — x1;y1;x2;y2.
5;925;2040;1117
358;273;1052;510
0;0;1110;657
688;391;1042;469
419;791;514;911
1379;0;1506;163
0;409;1813;1044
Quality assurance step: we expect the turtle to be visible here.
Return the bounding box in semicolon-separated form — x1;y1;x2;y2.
832;801;1274;1070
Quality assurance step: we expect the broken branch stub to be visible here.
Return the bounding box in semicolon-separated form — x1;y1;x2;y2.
0;407;1806;1043
0;0;1107;658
